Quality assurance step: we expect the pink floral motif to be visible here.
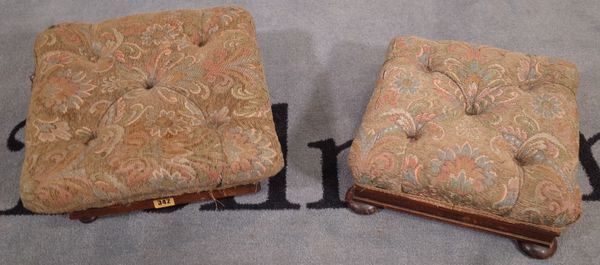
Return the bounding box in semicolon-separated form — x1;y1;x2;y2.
141;22;182;46
431;142;496;195
42;69;95;113
533;180;580;226
40;51;72;74
401;154;422;189
115;157;155;187
36;184;75;208
206;107;232;128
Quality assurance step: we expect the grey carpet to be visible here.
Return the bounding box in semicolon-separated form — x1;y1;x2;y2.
1;0;600;264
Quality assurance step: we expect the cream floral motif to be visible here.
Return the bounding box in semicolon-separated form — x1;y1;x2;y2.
147;109;190;137
21;7;283;214
39;51;73;75
380;107;441;140
497;117;574;192
455;120;480;140
100;75;123;94
440;45;522;115
149;167;192;188
33;118;72;142
517;57;541;82
141;22;182;46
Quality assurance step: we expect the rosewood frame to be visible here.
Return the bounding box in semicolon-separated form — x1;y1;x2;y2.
69;183;261;223
346;185;560;259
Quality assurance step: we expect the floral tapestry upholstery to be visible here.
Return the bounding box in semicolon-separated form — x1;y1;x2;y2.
21;6;283;213
348;36;581;228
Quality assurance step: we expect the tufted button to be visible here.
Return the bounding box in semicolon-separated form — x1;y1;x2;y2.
407;132;421;141
522;82;541;91
465;105;479;116
144;78;156;90
89;55;99;62
424;62;432;72
193;35;208;47
83;132;97;146
515;156;528;167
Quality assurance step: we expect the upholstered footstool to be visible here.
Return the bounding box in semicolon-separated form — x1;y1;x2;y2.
347;36;581;259
21;6;283;222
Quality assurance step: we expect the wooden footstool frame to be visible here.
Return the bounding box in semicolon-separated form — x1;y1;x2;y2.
22;7;284;222
70;183;260;223
346;36;581;259
346;185;559;259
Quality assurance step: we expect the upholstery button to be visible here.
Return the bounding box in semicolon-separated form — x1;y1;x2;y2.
465;105;478;115
407;133;421;141
144;78;156;90
425;63;432;72
515;156;528;166
83;132;97;146
89;55;99;62
197;39;207;47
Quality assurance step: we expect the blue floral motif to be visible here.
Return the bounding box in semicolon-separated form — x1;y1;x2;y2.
393;71;420;94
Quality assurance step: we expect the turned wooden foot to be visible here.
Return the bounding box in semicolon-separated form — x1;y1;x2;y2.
345;187;379;215
517;238;557;259
78;216;97;224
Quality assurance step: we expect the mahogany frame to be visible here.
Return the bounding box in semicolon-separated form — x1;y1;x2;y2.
69;183;261;223
346;185;560;258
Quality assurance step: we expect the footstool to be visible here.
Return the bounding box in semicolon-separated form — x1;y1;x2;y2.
347;36;581;259
21;6;283;222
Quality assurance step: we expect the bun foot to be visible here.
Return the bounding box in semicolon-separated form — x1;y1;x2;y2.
345;187;379;215
78;216;97;224
518;238;557;259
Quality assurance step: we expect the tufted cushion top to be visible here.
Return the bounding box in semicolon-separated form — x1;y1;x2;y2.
348;36;581;228
21;6;283;213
